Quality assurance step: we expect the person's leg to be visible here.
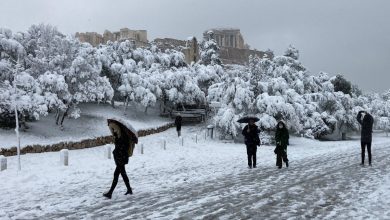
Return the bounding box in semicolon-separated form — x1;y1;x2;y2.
246;145;252;168
361;142;366;165
367;142;372;165
253;146;257;168
119;166;132;194
276;152;282;168
283;149;289;167
104;166;121;198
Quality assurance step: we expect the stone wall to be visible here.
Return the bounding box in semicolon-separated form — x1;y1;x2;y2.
219;47;273;65
76;28;148;47
0;123;175;157
153;37;200;64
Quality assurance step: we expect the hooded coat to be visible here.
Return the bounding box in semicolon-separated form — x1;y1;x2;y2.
357;111;374;143
109;122;131;166
274;121;289;153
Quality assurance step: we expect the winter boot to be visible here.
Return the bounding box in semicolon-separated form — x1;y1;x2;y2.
285;161;289;168
124;181;133;195
125;188;133;195
103;192;112;199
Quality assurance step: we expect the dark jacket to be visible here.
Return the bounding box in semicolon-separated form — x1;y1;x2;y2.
113;135;130;166
175;115;182;131
275;124;289;152
242;124;260;146
357;111;374;143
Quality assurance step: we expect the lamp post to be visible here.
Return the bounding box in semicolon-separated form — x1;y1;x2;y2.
14;105;21;171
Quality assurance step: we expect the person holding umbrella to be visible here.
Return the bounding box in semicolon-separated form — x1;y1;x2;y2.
239;116;260;169
104;118;138;199
357;110;374;166
274;121;289;169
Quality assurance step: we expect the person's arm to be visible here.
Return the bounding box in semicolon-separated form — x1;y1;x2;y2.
357;111;363;125
242;125;249;136
287;130;290;146
275;130;280;146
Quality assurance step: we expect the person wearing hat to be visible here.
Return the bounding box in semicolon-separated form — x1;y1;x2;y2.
242;119;260;169
274;121;289;169
357;110;374;166
103;121;133;199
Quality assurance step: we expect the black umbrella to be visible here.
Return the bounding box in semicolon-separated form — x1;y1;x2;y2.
107;118;138;144
237;116;260;123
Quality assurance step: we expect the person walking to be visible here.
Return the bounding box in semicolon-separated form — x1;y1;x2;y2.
103;121;135;199
242;119;260;169
175;113;182;137
274;121;289;169
357;111;374;166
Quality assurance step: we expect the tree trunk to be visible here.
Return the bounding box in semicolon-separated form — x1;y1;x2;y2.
60;106;70;127
20;114;27;131
111;99;115;108
123;96;129;115
144;106;148;114
341;132;346;140
55;109;61;125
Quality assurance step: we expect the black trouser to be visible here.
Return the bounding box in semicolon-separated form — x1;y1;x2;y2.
108;165;131;193
361;142;372;165
246;144;257;167
276;147;288;168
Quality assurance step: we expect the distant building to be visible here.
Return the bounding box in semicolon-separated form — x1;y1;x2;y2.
75;27;272;66
203;28;272;65
152;37;199;64
75;28;148;47
203;28;248;49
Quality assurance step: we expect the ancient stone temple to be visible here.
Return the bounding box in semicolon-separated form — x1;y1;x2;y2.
203;28;272;65
75;28;148;47
203;28;248;49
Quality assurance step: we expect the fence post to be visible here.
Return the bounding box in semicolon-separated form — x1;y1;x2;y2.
60;149;69;166
141;143;144;154
0;155;7;171
195;134;198;143
163;139;167;150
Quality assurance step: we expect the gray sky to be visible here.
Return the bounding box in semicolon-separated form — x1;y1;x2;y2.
1;0;389;92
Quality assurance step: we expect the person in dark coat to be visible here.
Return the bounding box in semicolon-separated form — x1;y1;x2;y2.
175;113;182;137
357;111;374;166
242;119;260;169
274;121;289;169
104;122;133;199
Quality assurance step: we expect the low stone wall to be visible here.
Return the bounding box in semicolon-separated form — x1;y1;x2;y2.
0;123;175;157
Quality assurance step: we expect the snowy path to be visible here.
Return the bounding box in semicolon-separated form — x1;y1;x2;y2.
42;144;390;219
1;127;390;219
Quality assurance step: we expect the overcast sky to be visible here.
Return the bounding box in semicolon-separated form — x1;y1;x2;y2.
1;0;389;92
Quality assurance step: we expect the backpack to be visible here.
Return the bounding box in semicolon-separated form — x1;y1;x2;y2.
128;142;135;157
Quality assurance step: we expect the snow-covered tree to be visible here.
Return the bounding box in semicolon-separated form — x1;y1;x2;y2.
199;31;221;65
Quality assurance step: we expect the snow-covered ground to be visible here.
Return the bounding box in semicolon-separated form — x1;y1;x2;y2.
0;103;171;149
1;126;390;219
